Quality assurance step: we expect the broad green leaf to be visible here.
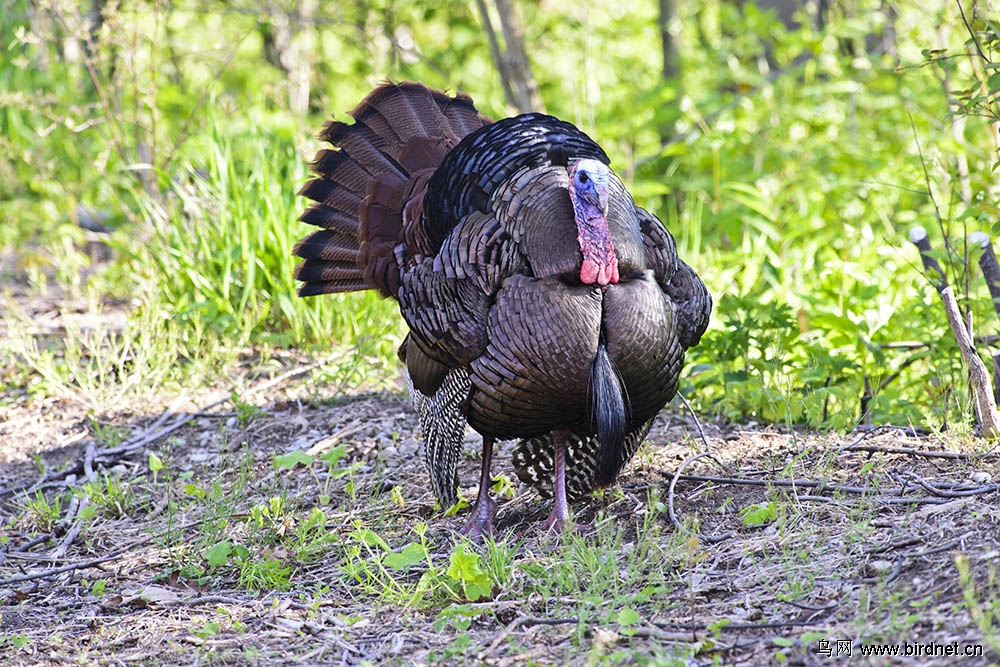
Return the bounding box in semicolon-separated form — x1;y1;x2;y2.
273;450;315;469
447;544;491;602
617;608;641;626
384;542;427;570
205;541;232;568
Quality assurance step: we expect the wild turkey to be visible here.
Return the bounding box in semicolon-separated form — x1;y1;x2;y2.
294;82;711;536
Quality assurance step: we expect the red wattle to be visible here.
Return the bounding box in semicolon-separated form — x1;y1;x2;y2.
579;251;619;286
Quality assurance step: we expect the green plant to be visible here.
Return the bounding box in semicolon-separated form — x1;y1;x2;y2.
273;447;365;506
956;552;1000;656
20;489;64;532
740;501;778;527
80;473;136;519
87;416;125;447
230;391;266;428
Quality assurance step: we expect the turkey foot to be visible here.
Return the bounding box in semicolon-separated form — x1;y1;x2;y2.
458;435;497;540
460;493;498;539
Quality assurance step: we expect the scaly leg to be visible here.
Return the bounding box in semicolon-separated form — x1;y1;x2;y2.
541;430;572;532
459;435;497;539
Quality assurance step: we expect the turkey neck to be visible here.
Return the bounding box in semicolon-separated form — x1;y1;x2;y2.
568;161;619;287
574;208;618;286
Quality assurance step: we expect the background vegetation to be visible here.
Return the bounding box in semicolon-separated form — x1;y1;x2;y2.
2;0;999;430
3;3;1000;665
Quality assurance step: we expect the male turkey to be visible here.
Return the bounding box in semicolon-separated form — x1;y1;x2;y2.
294;82;711;536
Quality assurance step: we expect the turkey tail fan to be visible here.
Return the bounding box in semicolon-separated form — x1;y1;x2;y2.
295;82;490;299
589;339;630;487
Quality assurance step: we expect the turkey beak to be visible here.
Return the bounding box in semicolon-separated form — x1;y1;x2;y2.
595;180;609;217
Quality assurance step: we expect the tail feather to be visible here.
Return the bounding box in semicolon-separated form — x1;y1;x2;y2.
359;83;450;145
310;149;372;192
294;259;361;283
590;340;629;486
297;205;359;236
296;82;490;299
292;230;358;263
434;90;487;137
320;120;405;178
297;277;371;297
298;178;365;212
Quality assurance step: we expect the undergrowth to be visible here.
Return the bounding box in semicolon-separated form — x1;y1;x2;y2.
1;1;999;428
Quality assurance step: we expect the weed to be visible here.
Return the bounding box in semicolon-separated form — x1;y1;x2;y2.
230;391;266;429
80;473;136;519
273;446;365;507
19;489;64;532
740;501;778;527
87;416;125;447
236;556;294;593
956;552;1000;656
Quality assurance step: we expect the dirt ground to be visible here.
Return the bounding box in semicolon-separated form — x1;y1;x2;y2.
2;268;999;666
3;355;1000;666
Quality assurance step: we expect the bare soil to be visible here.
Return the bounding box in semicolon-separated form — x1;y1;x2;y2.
2;290;1000;666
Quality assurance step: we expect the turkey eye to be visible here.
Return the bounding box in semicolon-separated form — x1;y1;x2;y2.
578;172;589;184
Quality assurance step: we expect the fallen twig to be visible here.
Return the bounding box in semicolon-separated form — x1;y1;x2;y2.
899;473;999;499
2;352;357;503
98;395;232;457
653;618;833;632
902;536;968;559
49;497;89;562
662;471;995;506
0;519;202;587
0;539;151;586
666;452;734;544
863;536;923;554
839;442;978;460
677;392;711;453
0;396;231;500
479;614;579;660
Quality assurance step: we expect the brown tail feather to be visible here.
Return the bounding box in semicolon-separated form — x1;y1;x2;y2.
298;205;359;237
293;230;359;263
310;149;372;192
438;96;488;137
298;278;372;296
296;81;491;299
320;121;405;177
357;82;456;147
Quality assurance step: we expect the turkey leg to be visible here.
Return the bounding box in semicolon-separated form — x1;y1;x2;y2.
459;435;497;538
541;429;572;532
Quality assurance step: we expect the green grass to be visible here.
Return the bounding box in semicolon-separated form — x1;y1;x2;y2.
3;0;997;429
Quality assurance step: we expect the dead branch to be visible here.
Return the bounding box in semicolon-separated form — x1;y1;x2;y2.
902;536;968;558
653;618;833;632
676;391;710;453
663;470;997;506
863;536;923;554
49;497;89;562
838;443;978;460
899;472;998;498
0;519;203;587
910;226;947;288
970;231;1000;397
478;615;579;660
910;226;1000;438
0;537;153;586
666;452;734;544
